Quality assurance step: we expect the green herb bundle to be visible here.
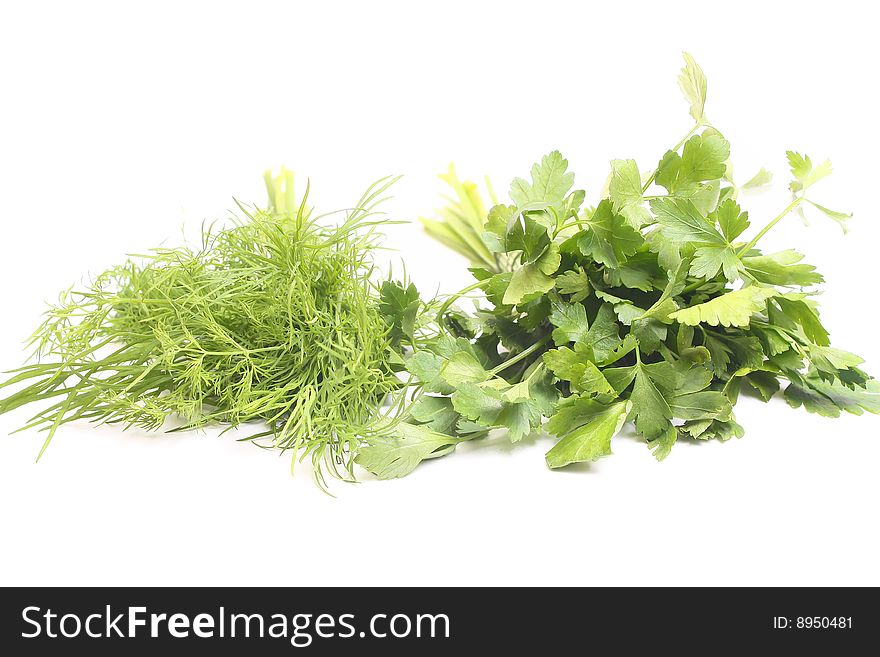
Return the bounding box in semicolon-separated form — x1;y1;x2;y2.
356;54;879;478
0;170;414;485
2;55;876;485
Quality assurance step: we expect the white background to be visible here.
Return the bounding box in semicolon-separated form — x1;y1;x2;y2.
1;1;878;586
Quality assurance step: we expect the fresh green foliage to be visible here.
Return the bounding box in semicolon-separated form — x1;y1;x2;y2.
545;399;631;467
354;422;466;479
0;170;418;487
1;53;875;486
359;53;876;479
418;165;501;271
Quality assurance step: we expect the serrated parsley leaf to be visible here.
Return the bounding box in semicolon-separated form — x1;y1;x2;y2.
543;346;615;396
575;200;643;268
703;331;765;374
808;344;863;375
629;359;675;438
609;158;643;207
502;243;561;306
596;291;643;325
555;267;591;302
549;299;590;345
545;398;631;467
743;250;823;287
483;205;550;261
577;362;616;397
379;280;420;344
772;295;830;345
357;424;466;480
655;133;729;194
585;303;626;362
543;346;587;382
741;370;780;402
713;198;750;242
784;377;880;418
440;350;490;386
690;245;743;282
609;159;652;227
408;350;455;394
451;368;557;443
651;196;743;281
604;251;666;292
648;426;677;461
681;417;745;442
598;334;639;367
671;286;776;327
651;197;726;245
409;396;461;434
510;151;575;208
596;292;669;353
670;391;732;422
452;383;514;431
632;318;668;355
678;53;708;124
787;151;832;192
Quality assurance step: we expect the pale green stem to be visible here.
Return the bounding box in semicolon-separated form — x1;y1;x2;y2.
554;219;592;237
737;196;804;256
489;335;552;376
436;280;485;319
680;279;705;295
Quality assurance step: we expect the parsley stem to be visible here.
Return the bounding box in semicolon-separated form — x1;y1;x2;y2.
554;219;591;237
680;279;706;295
437;280;485;319
736;196;804;256
489;334;551;376
435;279;489;335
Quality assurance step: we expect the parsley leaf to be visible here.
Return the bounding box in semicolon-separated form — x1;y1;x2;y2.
379;280;420;345
573;200;644;268
609;159;652;227
743;250;823;287
678;52;708;124
629;358;675;438
555;267;591;302
502;243;561;305
545;398;631;467
397;53;878;481
655;133;729;194
510;150;575;208
356;423;467;480
549;298;590;346
671;287;776;327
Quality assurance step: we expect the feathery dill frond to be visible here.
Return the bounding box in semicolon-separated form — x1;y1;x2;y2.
0;174;406;485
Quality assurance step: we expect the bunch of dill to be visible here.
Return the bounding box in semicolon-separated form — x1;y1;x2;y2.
0;170;406;485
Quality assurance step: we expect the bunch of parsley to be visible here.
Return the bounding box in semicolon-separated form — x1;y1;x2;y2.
358;54;879;478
